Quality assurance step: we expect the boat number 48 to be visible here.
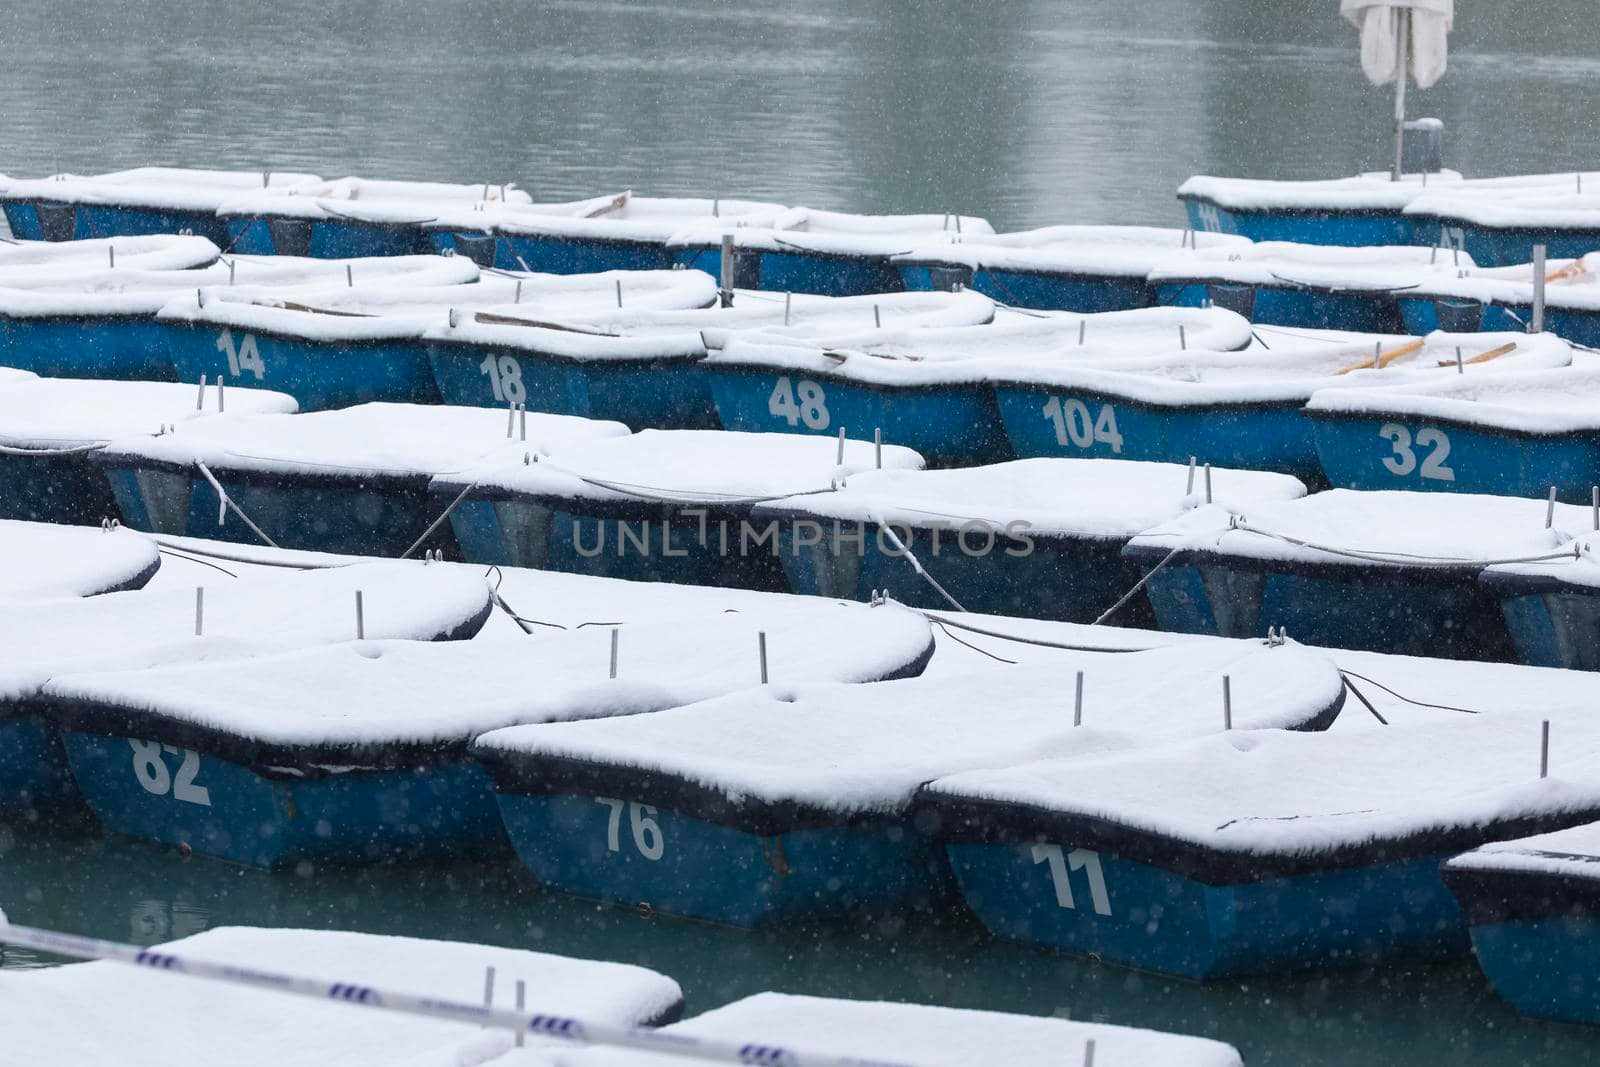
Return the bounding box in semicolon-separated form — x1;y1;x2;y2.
128;739;212;806
217;329;265;381
768;376;830;430
1031;843;1111;915
595;796;664;861
1378;423;1455;482
1042;397;1123;453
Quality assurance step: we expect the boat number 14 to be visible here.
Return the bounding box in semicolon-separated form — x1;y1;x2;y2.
595;796;664;861
1031;843;1111;915
216;329;265;381
1378;423;1455;482
128;739;212;806
1043;397;1123;453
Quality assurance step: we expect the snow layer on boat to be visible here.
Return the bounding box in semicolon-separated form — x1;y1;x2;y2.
1484;531;1600;590
993;330;1571;403
0;926;681;1067
95;402;628;480
1405;252;1600;310
0;520;159;599
758;457;1306;539
925;709;1600;863
42;602;933;758
1177;170;1463;212
674;207;994;257
1147;240;1474;289
545;992;1241;1067
489;193;792;243
895;224;1249;276
1307;362;1600;433
437;428;923;504
1444;819;1600;878
0;167;322;211
0;377;296;450
708;306;1254;387
472;642;1343;819
1128;489;1592;569
1402;190;1600;230
212;177;558;232
0;234;219;272
0;560;491;704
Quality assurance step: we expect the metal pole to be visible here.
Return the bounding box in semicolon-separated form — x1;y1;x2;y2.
1532;244;1548;333
719;234;734;308
1391;9;1409;182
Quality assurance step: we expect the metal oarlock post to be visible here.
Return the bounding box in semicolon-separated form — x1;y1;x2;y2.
346;264;354;287
615;278;623;308
1591;486;1597;531
718;233;734;308
1223;674;1233;730
874;427;882;469
1073;670;1084;727
216;377;224;413
1546;487;1558;529
874;303;882;328
609;627;619;679
1204;463;1213;504
1186;456;1197;495
195;373;207;410
783;291;792;326
1531;244;1548;333
0;922;934;1067
194;586;203;637
758;631;768;684
355;590;364;640
836;426;846;465
1541;720;1551;779
1178;324;1186;350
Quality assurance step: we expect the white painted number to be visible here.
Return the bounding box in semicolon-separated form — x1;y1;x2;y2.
128;739;212;806
478;353;526;405
1378;423;1454;482
1194;203;1224;233
595;796;665;861
1042;397;1123;453
767;376;829;430
1031;842;1111;916
217;329;264;381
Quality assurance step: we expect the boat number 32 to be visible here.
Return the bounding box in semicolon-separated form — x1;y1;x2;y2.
128;739;212;806
768;376;830;430
479;353;527;405
1042;397;1123;453
1031;843;1112;916
1378;423;1455;482
595;796;664;861
216;329;265;381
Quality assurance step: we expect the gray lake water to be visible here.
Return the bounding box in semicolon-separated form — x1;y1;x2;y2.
4;2;1600;1062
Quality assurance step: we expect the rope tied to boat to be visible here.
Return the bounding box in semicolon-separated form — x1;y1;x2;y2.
0;440;106;457
1224;515;1582;569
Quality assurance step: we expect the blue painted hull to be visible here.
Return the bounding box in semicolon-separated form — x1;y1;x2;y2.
73;204;232;246
495;234;674;274
426;230;498;268
427;341;718;428
2;201;46;241
1452;225;1600;269
495;792;946;927
1482;573;1600;671
0;315;178;381
994;383;1322;483
1469;917;1600;1025
671;244;900;298
1181;198;1416;248
0;453;123;525
1310;411;1600;499
0;714;78;822
944;840;1466;979
1136;551;1515;660
225;216;439;259
1156;280;1403;333
705;366;1011;467
163;320;440;410
62;730;508;869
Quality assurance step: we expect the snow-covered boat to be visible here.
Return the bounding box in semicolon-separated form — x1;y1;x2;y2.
422;289;994;429
1479;531;1600;671
474;641;1341;927
1404;185;1600;267
893;225;1251;311
0;167;320;244
0;373;296;525
1443;820;1600;1026
0;519;160;599
432;428;921;588
706;306;1251;467
753;457;1305;623
1394;252;1600;345
0;253;479;381
44;603;931;867
921;709;1600;979
1125;489;1590;660
91;402;628;556
156;269;714;410
0;233;219;272
1308;360;1600;498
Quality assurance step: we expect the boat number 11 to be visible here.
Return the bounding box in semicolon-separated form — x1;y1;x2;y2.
1378;423;1455;482
595;796;664;861
128;739;212;806
1031;843;1111;915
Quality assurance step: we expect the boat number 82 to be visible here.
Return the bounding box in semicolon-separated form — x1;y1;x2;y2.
1378;423;1455;481
128;739;212;806
768;376;830;430
595;796;664;861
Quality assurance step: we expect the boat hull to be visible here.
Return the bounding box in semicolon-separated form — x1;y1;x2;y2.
1;315;179;381
0;453;124;525
1480;571;1600;671
1181;198;1416;248
0;713;78;822
1155;280;1403;333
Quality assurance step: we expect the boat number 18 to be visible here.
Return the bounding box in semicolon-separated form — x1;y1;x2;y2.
768;376;830;431
595;796;664;861
1042;397;1123;453
216;329;265;381
1378;423;1455;482
1031;843;1112;915
128;739;212;806
479;354;527;405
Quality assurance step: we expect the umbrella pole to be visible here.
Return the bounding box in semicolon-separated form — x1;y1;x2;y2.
1390;8;1409;181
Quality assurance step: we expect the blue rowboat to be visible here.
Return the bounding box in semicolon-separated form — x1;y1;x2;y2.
0;234;218;273
0;167;322;244
668;208;992;298
1176;172;1444;247
1403;183;1600;267
753;457;1305;624
0;519;160;599
0;560;494;828
1394;254;1600;346
425;288;987;430
707;306;1250;468
1444;822;1600;1026
92;401;627;557
1149;242;1470;333
1308;352;1600;500
433;428;920;586
475;640;1340;928
921;712;1600;980
893;225;1250;311
0;375;295;525
493;193;789;274
1125;488;1588;660
1480;535;1600;671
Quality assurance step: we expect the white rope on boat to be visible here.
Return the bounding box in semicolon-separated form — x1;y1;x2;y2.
1226;517;1582;568
0;441;105;457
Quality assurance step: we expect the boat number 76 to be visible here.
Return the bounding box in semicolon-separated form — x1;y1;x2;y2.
1378;423;1455;482
595;796;664;861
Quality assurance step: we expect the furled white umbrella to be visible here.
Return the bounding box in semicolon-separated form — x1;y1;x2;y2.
1340;0;1455;180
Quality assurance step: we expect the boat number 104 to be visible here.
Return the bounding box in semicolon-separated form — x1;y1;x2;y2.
128;739;212;806
1378;423;1455;482
595;796;664;861
1042;397;1123;453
